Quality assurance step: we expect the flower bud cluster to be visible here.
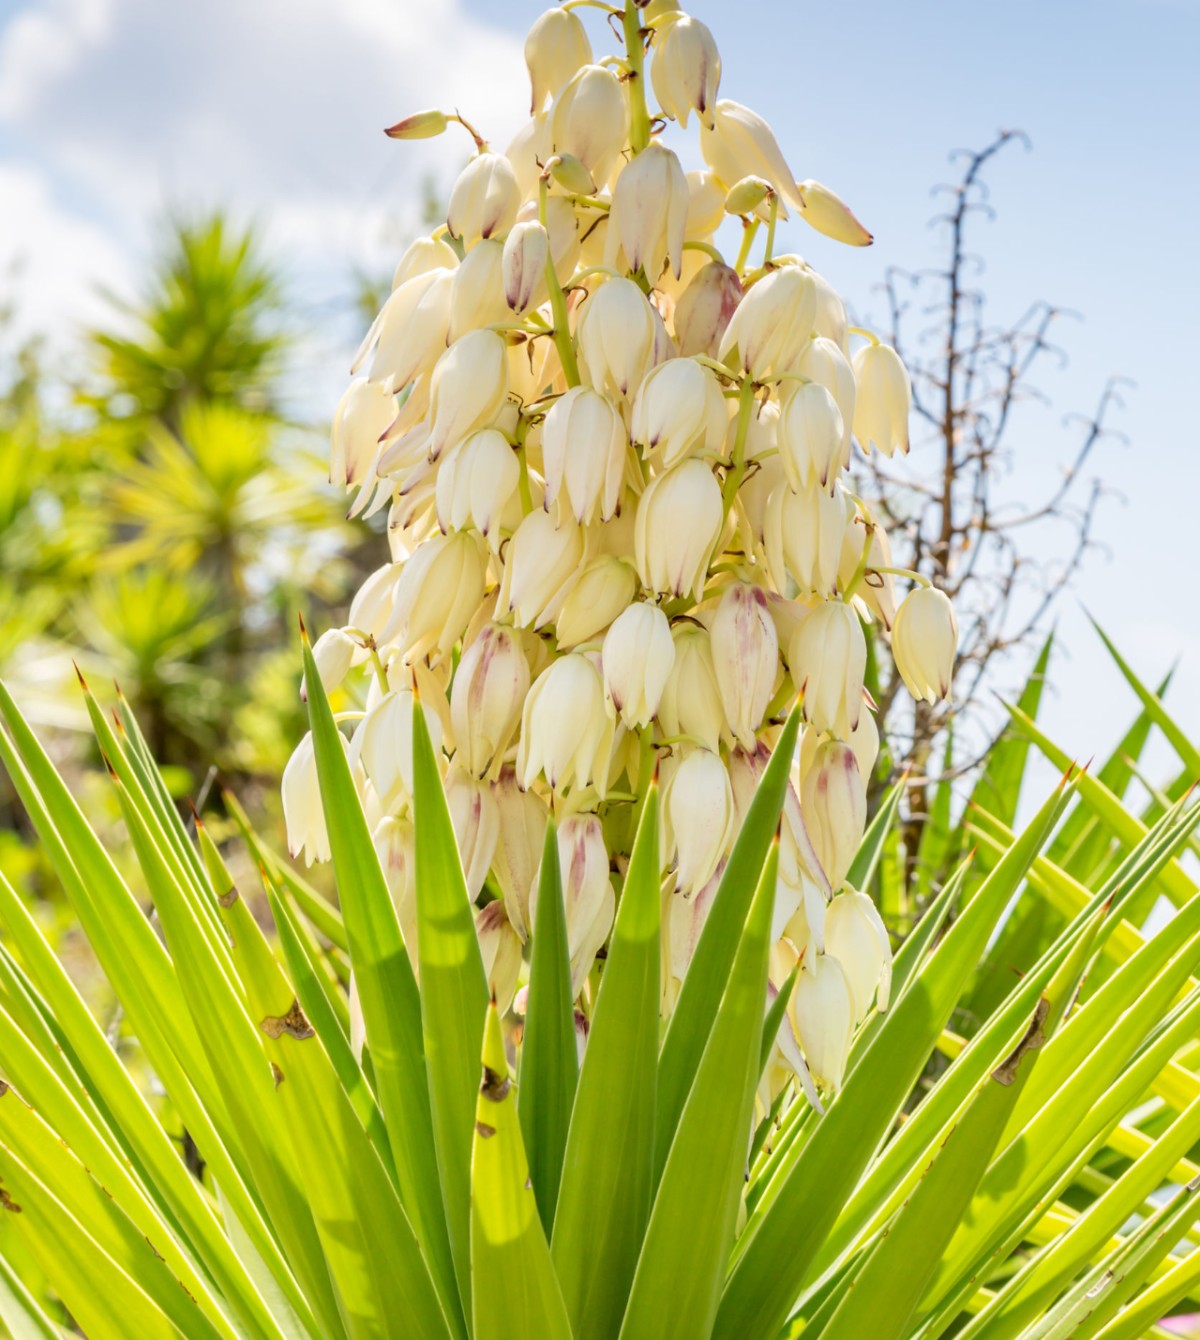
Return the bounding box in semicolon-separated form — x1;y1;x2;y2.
286;1;959;1103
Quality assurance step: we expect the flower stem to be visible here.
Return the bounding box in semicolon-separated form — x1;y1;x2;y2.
721;378;757;519
539;177;581;387
622;1;651;154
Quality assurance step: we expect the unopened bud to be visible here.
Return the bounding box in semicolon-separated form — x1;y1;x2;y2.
348;562;402;641
373;815;418;957
502;220;549;313
718;265;817;377
518;654;614;795
301;628;359;703
491;767;548;939
788;599;866;738
634;459;723;601
791;951;855;1092
577;277;660;399
710;583;778;750
723;175;772;217
700;100;804;212
801;739;866;892
542;385;627;524
450;624;531;777
796;179;874;247
551;64;629;188
446;765;501;898
777;381;846;494
555;555;639;647
664;747;735;895
672;262;742;358
651;14;721;130
852;342;911;457
550;813;616;996
606;141;689;280
524;7;592;112
447;152;522;246
547;152;598;197
826;888;891;1022
891;586;957;704
427;329;509;460
630;356;726;468
601;602;674;729
385;109;448;140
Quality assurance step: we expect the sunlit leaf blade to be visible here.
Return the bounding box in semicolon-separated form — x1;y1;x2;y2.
301;637;463;1332
847;777;903;891
471;1003;572;1340
518;821;578;1236
619;841;777;1340
553;786;661;1340
0;1250;61;1340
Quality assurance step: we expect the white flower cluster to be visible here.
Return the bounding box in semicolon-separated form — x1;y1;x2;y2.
285;0;958;1100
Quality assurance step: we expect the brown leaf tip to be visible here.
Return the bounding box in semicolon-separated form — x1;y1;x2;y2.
259;999;315;1041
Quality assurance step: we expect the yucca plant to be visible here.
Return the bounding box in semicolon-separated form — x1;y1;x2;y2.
2;645;1200;1339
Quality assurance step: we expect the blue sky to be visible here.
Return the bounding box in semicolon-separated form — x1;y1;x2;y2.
1;0;1197;782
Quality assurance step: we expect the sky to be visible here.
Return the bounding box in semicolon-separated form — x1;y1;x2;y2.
1;0;1198;789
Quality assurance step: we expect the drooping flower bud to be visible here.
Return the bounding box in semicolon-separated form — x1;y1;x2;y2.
891;586;957;703
577;277;660;399
550;64;629;187
791;951;855;1092
301;628;360;702
348;562;402;641
541;385;627;524
499;510;585;629
722;175;773;218
777;381;846;494
373;814;418;958
664;747;735;895
435;429;520;550
283;731;333;866
491;767;548;939
651;14;721;129
795;336;855;457
445;764;501;898
710;583;778;750
763;481;851;599
826;888;891;1022
380;529;487;664
838;504;897;629
384;109;449;141
555;555;639;647
524;6;592;111
601;601;674;729
551;813;616;996
448;239;508;341
450;624;531;778
796;179;874;247
635;459;723;601
355;690;444;814
718;265;817;377
446;151;521;246
699;100;804;211
630;357;727;468
658;624;726;751
427;329;510;460
518;653;614;795
606;141;689;280
502;220;549;313
392;235;459;291
852;341;911;457
685;170;727;239
672;262;742;358
788;600;865;738
801;739;866;892
330;379;396;489
352;268;453;389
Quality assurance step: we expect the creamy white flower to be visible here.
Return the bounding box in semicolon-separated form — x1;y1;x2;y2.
446;151;521;246
505;112;554;201
550;64;629;187
791;950;855;1092
373;814;419;961
657;624;726;751
664;747;735;895
577;277;659;399
502;220;549;314
673;262;742;358
788;599;866;738
491;766;549;940
355;689;443;814
450;624;530;778
518;653;614;794
301;628;360;703
427;329;510;460
838;505;897;629
685;169;727;239
283;731;333;866
795;336;855;458
606;141;689;280
699;100;804;212
380;530;487;664
542;385;627;524
763;480;851;599
801;739;867;892
330;379;396;489
667;871;721;1003
892;586;957;703
651;14;721;129
475;899;524;1014
852;342;911;457
527;812;615;996
826;888;891;1022
777;381;846;494
435;429;520;549
796;179;874;247
602;602;674;728
630;357;727;468
392;235;460;291
352;268;453;389
446;764;501;898
634;459;723;600
448;239;508;341
524;6;592;111
500;509;585;629
348;562;402;641
555;555;639;647
718;265;817;378
710;583;778;750
847;708;880;783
